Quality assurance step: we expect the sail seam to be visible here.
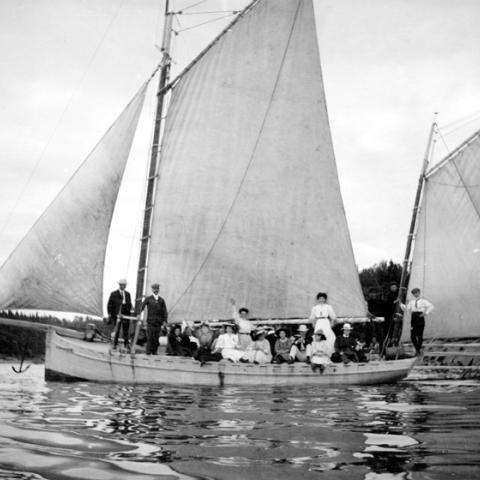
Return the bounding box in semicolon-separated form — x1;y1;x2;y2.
451;153;480;223
169;0;303;314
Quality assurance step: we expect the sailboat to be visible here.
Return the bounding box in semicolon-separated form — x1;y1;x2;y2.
398;124;480;379
0;0;415;385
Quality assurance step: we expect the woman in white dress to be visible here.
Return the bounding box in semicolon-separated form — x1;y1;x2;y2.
241;329;272;364
306;330;332;372
213;324;244;362
309;292;336;354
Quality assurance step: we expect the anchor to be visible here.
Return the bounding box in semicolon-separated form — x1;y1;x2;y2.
12;339;31;374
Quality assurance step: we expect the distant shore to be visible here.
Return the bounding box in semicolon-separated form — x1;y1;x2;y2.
0;355;44;363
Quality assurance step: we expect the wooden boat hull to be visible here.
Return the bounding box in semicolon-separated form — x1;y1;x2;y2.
45;328;416;386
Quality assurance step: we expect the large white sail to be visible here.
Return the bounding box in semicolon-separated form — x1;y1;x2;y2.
404;129;480;339
0;86;147;317
146;0;366;322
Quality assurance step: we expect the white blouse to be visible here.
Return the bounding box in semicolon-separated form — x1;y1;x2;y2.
309;303;337;322
215;333;240;350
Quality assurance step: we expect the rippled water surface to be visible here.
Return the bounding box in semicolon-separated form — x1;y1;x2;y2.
0;364;479;479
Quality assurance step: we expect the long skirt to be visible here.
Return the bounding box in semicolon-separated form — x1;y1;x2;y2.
221;348;244;362
313;318;335;355
241;350;272;364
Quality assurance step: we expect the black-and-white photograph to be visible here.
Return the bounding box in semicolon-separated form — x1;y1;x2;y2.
0;1;479;479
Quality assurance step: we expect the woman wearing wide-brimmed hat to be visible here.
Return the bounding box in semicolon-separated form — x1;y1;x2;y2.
306;329;332;372
241;328;272;364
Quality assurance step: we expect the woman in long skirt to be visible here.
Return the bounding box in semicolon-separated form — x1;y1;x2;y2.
309;292;336;355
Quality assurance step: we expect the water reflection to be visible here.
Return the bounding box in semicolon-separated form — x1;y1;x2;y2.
0;365;479;479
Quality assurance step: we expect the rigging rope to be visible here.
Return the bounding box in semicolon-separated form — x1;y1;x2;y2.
177;10;240;15
440;109;480;132
451;153;480;224
175;12;238;32
179;0;209;12
169;0;303;313
0;0;127;237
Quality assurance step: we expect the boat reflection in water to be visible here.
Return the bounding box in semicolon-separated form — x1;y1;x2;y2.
1;365;479;480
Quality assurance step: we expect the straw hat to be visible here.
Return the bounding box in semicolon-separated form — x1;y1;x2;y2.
298;325;309;333
118;278;127;285
342;323;352;330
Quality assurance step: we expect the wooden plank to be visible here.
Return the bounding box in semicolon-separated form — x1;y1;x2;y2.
412;365;480;371
424;351;480;357
424;343;480;349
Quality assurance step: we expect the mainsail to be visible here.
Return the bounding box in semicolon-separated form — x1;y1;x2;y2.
0;85;147;317
405;129;480;339
146;0;366;322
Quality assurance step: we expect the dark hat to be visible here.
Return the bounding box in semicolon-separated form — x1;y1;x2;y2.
151;283;160;289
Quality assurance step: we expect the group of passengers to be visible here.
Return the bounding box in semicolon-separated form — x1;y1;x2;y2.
164;292;371;371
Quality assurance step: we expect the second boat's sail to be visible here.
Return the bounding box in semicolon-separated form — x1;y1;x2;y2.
146;0;366;322
405;129;480;339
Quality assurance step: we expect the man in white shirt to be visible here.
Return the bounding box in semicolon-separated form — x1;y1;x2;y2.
401;287;434;356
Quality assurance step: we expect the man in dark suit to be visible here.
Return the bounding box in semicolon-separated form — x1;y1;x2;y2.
140;283;168;355
107;278;133;350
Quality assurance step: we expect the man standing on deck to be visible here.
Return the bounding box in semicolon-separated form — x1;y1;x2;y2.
384;283;399;345
107;279;133;351
140;283;168;355
401;287;434;356
230;298;253;349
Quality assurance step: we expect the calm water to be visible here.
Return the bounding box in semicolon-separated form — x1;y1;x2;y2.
0;364;479;480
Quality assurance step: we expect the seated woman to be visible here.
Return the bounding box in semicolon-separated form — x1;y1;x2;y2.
306;329;332;372
309;292;336;351
289;324;312;362
213;324;244;362
273;327;293;363
166;325;192;356
194;322;222;364
183;325;199;355
241;328;272;364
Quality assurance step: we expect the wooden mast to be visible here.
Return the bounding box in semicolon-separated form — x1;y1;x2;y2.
134;1;173;313
394;116;437;338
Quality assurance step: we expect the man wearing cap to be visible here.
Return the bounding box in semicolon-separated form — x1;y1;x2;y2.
289;325;312;363
140;283;168;355
107;279;133;350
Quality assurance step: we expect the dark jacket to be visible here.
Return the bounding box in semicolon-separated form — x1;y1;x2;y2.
141;295;168;325
292;335;312;352
107;289;132;318
334;335;357;353
166;331;191;356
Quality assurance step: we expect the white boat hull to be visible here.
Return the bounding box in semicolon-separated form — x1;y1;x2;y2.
45;329;416;386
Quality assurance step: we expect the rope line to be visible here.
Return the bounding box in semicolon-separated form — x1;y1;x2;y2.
441;109;480;131
176;12;238;32
177;10;240;15
169;0;303;313
436;127;450;154
179;0;209;12
0;0;127;236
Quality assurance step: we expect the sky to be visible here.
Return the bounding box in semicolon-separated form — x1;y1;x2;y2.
1;0;480;311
